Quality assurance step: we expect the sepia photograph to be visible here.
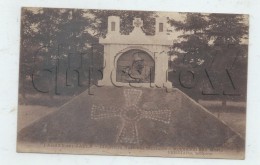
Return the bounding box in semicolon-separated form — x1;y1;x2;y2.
17;7;249;159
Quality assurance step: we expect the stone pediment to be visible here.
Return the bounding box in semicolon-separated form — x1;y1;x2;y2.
99;17;172;46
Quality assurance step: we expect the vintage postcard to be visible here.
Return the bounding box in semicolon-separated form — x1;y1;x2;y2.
17;7;248;159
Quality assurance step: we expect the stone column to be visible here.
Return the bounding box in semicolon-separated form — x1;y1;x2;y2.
108;16;120;34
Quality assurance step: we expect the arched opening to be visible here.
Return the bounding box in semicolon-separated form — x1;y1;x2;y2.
116;49;155;83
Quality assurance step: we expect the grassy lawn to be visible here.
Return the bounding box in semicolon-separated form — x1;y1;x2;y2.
199;100;246;138
18;105;58;131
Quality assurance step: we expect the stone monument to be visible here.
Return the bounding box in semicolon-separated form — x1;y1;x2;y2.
98;16;172;88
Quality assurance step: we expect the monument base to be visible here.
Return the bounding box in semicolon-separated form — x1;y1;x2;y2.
18;85;244;158
98;80;173;90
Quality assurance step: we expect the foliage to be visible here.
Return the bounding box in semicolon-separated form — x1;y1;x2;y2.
168;13;248;101
19;8;156;98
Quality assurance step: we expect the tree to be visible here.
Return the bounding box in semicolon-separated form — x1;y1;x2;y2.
20;8;96;100
168;13;248;106
20;8;156;103
168;13;210;101
206;14;248;107
169;13;210;69
207;14;248;46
